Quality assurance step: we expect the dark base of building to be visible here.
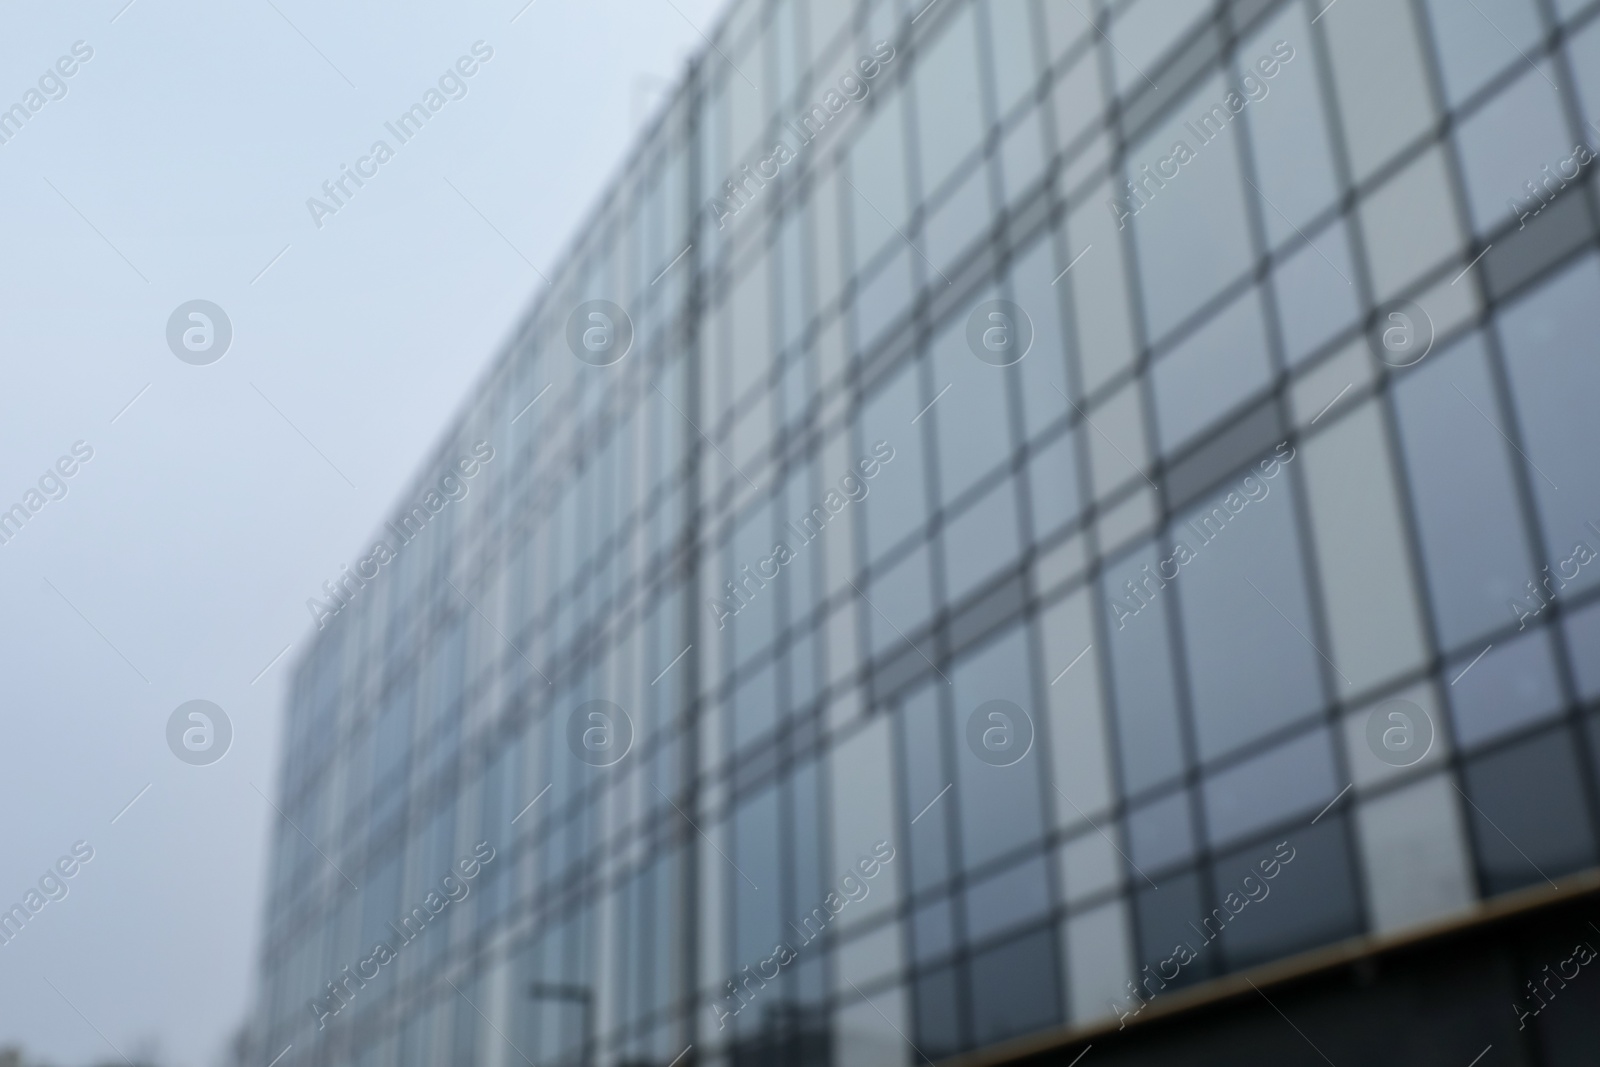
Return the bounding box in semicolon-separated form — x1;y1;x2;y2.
966;871;1600;1067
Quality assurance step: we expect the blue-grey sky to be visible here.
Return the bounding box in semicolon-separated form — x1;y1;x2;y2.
0;1;722;1063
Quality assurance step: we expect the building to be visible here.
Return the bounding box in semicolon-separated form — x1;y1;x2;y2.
252;0;1600;1064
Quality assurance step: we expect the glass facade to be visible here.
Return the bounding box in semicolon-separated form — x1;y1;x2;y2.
253;0;1600;1064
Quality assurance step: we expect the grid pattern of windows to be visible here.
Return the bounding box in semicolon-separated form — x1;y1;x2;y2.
255;0;1600;1064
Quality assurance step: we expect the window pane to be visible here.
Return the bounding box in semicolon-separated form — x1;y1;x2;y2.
965;855;1051;945
1152;287;1272;453
1010;234;1073;437
1239;2;1339;246
914;6;985;196
847;91;909;268
1132;869;1215;991
902;686;953;894
1453;63;1571;234
1026;430;1083;541
1272;221;1360;365
1497;254;1600;591
1395;333;1535;649
942;477;1021;604
1203;729;1338;849
1128;789;1196;872
869;543;935;657
1104;545;1187;793
733;786;782;962
1463;727;1598;895
969;927;1061;1047
912;897;955;963
1174;469;1326;761
988;0;1040;117
914;963;963;1059
926;163;992;270
1212;817;1361;970
859;359;930;561
1447;628;1564;749
1109;0;1210;96
952;626;1046;869
1564;600;1600;701
1423;0;1545;106
931;304;1013;502
1129;73;1256;342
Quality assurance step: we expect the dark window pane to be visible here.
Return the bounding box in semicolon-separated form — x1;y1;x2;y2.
969;926;1062;1048
1463;726;1598;896
1211;816;1361;971
1132;869;1216;994
914;963;964;1060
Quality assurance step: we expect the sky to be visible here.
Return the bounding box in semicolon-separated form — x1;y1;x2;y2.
0;0;723;1063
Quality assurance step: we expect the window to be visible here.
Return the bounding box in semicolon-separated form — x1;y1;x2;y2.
951;626;1046;870
942;477;1022;604
859;357;931;562
1238;3;1339;247
1173;473;1325;761
1152;287;1272;453
930;301;1014;503
1129;73;1257;343
914;6;985;197
1395;333;1536;649
1104;544;1187;794
969;927;1061;1046
1423;0;1545;106
1463;727;1598;895
1453;63;1571;234
1497;255;1600;585
1272;221;1360;365
1447;628;1564;749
